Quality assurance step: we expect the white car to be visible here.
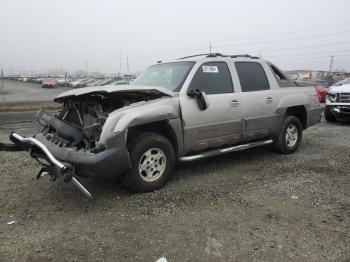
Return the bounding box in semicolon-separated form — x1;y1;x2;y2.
57;78;68;86
325;77;350;121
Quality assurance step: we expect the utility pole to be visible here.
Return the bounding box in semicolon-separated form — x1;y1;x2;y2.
64;72;67;87
1;69;5;108
127;55;129;74
119;50;122;76
1;70;3;89
209;41;212;54
329;56;334;73
85;60;88;75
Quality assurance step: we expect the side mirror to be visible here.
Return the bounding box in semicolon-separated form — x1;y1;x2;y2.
187;89;209;110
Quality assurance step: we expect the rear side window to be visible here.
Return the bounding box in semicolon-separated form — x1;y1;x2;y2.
189;62;234;94
235;62;270;92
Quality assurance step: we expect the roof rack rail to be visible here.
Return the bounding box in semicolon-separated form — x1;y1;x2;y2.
177;53;260;60
178;53;226;60
206;53;225;58
230;54;259;59
178;54;210;60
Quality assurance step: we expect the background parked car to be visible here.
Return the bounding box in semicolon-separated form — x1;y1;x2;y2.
42;78;58;88
110;79;130;85
70;78;89;88
56;78;70;87
296;80;328;103
314;85;328;103
98;78;115;86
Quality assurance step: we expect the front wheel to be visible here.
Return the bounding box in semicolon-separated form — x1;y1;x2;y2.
273;116;303;154
125;132;175;192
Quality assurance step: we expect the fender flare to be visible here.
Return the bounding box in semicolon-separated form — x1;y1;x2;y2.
112;104;178;132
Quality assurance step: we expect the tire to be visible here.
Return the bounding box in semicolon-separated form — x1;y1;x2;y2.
324;105;336;122
273;116;303;154
125;132;175;192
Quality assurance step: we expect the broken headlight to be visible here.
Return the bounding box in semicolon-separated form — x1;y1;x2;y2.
327;92;339;103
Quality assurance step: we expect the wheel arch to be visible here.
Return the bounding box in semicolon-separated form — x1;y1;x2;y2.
126;120;181;156
285;105;307;129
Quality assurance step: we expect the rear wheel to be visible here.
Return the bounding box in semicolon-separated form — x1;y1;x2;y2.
125;132;175;192
273;116;303;154
324;105;336;122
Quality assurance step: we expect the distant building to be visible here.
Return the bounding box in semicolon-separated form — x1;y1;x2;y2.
285;69;349;86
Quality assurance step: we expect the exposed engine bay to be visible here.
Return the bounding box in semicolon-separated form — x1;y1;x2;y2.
36;91;164;150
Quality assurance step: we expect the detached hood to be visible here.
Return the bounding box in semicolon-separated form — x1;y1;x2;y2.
329;84;350;93
54;84;175;102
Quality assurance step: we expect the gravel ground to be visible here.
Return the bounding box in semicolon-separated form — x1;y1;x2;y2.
0;118;349;262
0;80;71;104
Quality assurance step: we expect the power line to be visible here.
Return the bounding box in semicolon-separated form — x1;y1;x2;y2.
271;56;350;63
127;37;350;64
128;41;350;64
128;21;350;58
211;21;350;44
215;29;350;49
265;48;350;58
234;40;350;53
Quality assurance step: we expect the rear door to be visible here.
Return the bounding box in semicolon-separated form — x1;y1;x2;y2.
234;61;278;141
180;61;242;152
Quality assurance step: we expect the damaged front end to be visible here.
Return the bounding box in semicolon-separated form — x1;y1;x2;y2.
1;86;173;199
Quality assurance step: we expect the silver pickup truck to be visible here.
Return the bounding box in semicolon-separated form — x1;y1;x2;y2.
1;53;322;198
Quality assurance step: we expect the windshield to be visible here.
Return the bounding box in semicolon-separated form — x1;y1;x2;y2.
342;78;350;85
133;62;194;91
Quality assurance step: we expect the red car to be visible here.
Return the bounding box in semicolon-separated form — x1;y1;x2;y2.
42;78;58;88
314;85;327;103
296;81;327;103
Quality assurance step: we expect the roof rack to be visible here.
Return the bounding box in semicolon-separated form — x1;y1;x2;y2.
178;53;211;60
178;53;259;60
230;54;259;59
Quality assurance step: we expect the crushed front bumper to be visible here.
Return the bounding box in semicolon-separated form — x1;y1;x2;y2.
331;105;350;119
4;132;94;199
0;128;131;199
32;132;131;179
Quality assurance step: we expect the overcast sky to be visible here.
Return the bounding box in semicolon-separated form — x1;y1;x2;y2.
1;0;350;74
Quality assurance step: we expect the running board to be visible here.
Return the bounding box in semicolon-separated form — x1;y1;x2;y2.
179;139;274;162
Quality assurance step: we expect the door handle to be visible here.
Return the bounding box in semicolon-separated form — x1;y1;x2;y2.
231;100;239;107
266;97;273;104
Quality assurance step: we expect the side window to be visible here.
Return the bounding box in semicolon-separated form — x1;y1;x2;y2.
235;62;270;92
189;62;234;94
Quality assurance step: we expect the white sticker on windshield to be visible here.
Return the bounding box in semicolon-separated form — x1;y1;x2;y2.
202;65;218;73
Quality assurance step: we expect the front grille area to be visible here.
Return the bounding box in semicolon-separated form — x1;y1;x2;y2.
340;93;350;103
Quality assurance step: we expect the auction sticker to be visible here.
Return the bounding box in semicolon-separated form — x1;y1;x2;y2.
202;65;218;73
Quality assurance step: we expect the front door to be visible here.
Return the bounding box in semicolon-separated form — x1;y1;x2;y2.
180;61;242;153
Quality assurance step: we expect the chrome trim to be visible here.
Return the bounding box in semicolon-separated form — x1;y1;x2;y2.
12;133;65;169
10;132;94;200
72;177;94;200
179;139;273;162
